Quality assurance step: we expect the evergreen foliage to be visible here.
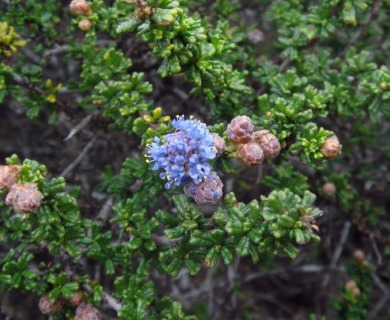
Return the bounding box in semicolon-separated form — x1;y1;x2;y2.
0;0;389;318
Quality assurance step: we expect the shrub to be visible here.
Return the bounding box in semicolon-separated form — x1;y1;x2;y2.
0;0;389;319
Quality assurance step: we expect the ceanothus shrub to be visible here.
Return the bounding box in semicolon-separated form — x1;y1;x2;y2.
0;0;389;319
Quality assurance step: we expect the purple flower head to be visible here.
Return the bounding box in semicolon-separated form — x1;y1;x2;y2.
148;116;216;189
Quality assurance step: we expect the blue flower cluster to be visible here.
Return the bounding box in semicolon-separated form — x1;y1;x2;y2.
148;116;216;189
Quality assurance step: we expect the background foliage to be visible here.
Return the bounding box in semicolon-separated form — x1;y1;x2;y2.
0;0;389;319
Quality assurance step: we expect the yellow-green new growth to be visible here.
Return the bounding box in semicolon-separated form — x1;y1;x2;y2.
0;22;27;56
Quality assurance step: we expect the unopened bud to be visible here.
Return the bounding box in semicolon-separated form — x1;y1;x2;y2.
345;279;358;292
265;112;273;119
212;133;225;156
78;19;92;31
184;172;223;204
353;249;365;262
236;142;264;167
39;295;62;315
5;182;44;213
204;258;212;267
252;130;280;159
351;287;361;297
70;0;92;16
247;29;264;44
75;303;101;320
227;115;254;144
321;135;342;159
0;165;21;190
69;290;84;307
322;182;336;197
141;6;155;17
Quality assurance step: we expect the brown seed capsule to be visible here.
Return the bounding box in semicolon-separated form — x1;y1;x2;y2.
227;115;254;144
212;133;225;156
252;130;281;159
236;142;264;167
39;295;62;315
78;19;92;31
75;304;101;320
69;290;84;307
322;182;336;197
70;0;92;16
5;182;44;213
321;135;342;159
185;172;223;205
0;165;21;190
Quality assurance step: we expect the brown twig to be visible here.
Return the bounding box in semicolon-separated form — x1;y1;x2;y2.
82;283;122;312
340;0;382;56
321;221;351;287
60;138;96;178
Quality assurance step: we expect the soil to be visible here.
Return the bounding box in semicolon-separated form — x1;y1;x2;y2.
1;1;390;319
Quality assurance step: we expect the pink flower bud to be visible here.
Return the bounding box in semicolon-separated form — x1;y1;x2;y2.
353;249;365;262
212;133;225;156
38;295;62;315
322;182;336;196
0;165;21;190
227;115;254;144
5;183;43;214
70;0;92;16
75;304;101;320
236;142;264;167
345;280;361;297
185;172;223;204
345;280;357;292
247;29;264;44
321;135;341;159
78;19;92;31
252;130;281;159
68;290;84;307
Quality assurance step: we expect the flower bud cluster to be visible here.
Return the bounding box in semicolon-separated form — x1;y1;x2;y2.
5;182;43;214
148;116;224;204
75;303;101;320
38;295;62;315
0;165;44;214
227;116;281;167
321;134;342;159
70;0;93;32
78;19;92;32
345;279;361;298
212;133;225;156
69;290;85;307
184;172;223;205
38;291;86;316
352;249;369;267
0;165;21;190
70;0;92;16
322;182;336;197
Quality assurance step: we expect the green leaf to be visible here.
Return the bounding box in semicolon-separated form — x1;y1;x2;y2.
116;17;141;34
294;228;306;244
236;236;250;256
221;247;233;264
105;260;115;275
184;259;200;275
61;282;79;298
